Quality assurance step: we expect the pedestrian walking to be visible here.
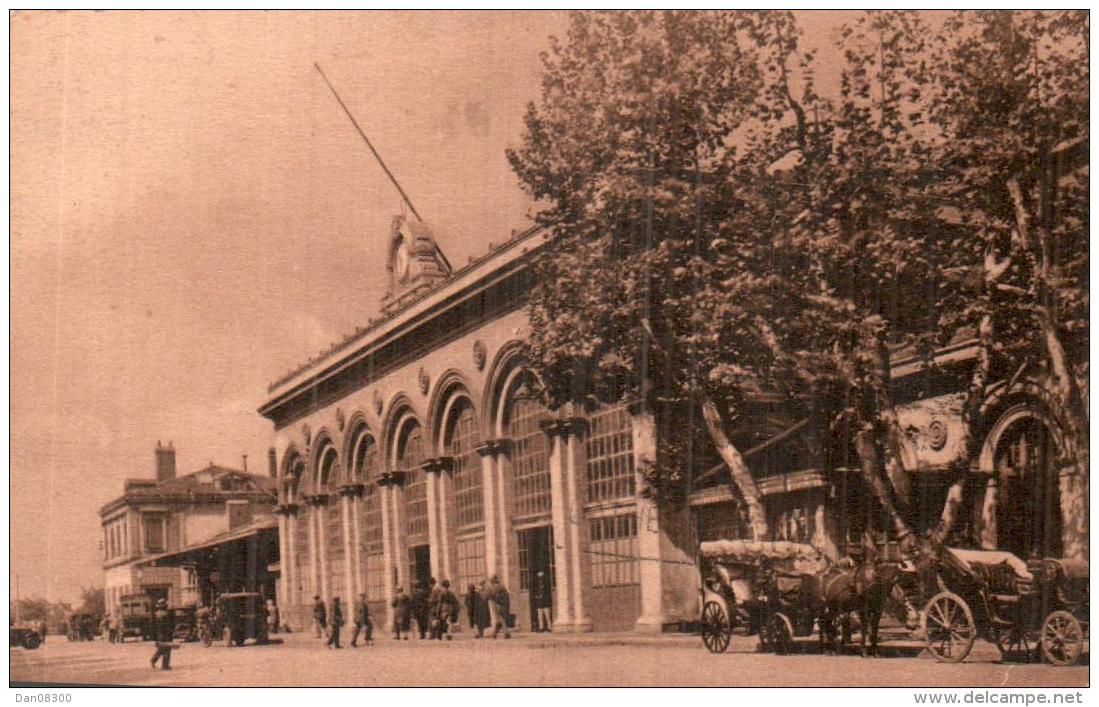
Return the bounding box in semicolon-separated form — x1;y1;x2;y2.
326;596;344;649
485;575;511;639
391;586;412;640
350;593;373;646
149;599;175;671
312;595;327;639
427;578;443;639
265;599;279;636
433;580;459;640
411;582;431;639
533;570;553;632
464;583;481;637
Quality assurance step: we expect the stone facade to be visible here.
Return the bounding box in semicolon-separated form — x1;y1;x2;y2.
260;219;1086;634
99;445;278;613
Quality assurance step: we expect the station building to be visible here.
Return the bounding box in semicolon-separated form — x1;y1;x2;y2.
259;208;1087;634
100;442;278;613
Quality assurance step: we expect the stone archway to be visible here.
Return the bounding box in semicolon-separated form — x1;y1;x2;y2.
982;405;1066;558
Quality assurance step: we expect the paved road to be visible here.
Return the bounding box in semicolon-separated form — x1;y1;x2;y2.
10;633;1089;687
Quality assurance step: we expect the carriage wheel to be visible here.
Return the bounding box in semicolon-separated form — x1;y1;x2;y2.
922;592;976;664
766;613;794;655
21;633;41;650
700;602;732;654
1041;611;1084;667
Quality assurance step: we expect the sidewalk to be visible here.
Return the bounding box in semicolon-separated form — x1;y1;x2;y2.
275;625;702;650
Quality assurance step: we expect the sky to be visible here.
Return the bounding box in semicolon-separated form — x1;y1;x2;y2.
10;10;861;606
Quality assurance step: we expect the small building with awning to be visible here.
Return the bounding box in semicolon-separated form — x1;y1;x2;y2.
137;516;281;608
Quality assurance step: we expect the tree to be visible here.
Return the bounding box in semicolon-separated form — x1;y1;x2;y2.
78;586;105;618
509;11;843;539
922;11;1089;553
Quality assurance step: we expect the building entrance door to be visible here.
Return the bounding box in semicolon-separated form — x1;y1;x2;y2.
409;545;431;589
995;416;1063;558
518;526;554;631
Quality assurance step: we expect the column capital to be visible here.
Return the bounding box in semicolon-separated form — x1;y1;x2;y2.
274;502;300;517
378;470;408;487
474;439;511;458
540;417;588;439
338;483;365;498
420;457;455;475
303;493;330;507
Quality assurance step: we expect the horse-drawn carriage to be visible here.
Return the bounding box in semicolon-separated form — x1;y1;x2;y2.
916;548;1089;665
698;540;832;654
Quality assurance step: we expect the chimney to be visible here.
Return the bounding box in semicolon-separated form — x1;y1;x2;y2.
267;448;278;479
226;499;252;531
155;441;176;482
241;454;248;473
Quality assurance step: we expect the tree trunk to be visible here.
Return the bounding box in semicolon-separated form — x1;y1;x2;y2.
852;424;913;540
699;393;769;541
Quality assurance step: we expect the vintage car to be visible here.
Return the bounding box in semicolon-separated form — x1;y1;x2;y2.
211;593;268;647
118;593;153;641
10;623;42;650
169;604;198;642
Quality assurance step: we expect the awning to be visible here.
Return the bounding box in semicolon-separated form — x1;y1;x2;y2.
137;517;278;568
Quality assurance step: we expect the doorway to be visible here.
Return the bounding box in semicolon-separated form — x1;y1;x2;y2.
518;526;554;631
995;416;1063;558
408;545;432;589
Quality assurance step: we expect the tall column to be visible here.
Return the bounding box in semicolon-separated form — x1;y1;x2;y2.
436;458;455;583
312;495;331;601
306;496;322;603
541;420;575;631
275;506;290;615
389;473;409;593
339;486;358;603
418;457;458;583
378;479;395;633
424;462;442;580
476;443;500;578
350;489;364;597
632;408;663;631
563;418;592;632
494;442;514;589
284;503;299;627
631;405;696;632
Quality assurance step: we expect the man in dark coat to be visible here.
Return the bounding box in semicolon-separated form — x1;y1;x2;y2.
425;578;441;639
350;593;373;647
410;582;430;640
149;599;174;670
312;595;327;639
465;583;482;637
391;586;411;640
326;596;344;649
485;575;511;639
533;570;553;632
433;580;460;640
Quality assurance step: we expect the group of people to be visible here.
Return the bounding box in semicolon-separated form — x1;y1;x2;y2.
61;615;96;642
390;577;462;640
309;573;527;646
395;574;516;640
311;592;374;649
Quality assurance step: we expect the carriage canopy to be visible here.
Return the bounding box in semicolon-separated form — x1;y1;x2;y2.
698;539;830;574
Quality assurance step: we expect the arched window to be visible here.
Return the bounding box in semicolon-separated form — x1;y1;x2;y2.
398;420;428;541
351;428;385;602
447;399;483;528
506;373;552;519
995;414;1063;558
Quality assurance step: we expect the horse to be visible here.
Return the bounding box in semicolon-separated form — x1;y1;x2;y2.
816;550;905;657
